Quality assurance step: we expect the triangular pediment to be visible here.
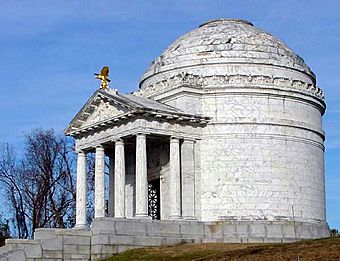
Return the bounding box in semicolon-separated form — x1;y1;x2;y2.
81;99;128;128
64;89;136;135
64;88;210;136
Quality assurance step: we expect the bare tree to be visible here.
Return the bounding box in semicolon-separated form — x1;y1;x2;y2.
0;214;10;247
0;143;28;238
0;129;76;238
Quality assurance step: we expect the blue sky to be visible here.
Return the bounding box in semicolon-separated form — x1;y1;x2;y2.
0;1;339;228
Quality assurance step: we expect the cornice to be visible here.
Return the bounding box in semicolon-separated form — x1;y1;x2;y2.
67;109;210;138
136;73;325;102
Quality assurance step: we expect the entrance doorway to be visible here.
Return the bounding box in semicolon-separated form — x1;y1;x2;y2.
148;179;160;220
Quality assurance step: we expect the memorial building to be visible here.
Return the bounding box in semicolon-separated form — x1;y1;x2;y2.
0;18;330;260
66;18;328;229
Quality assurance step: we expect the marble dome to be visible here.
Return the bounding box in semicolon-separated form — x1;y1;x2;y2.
140;19;317;92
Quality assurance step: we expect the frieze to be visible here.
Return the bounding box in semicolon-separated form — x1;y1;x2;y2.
135;73;324;101
82;99;124;128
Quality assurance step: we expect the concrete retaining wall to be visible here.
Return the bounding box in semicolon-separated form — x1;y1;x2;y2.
0;218;329;260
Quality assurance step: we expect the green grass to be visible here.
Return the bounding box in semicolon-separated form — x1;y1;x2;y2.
101;237;340;261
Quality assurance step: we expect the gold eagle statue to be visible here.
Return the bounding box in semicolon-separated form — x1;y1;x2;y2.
95;66;111;89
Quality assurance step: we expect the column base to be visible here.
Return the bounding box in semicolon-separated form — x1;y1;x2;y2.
94;215;106;219
113;216;126;219
183;216;197;221
134;214;152;219
73;224;88;229
168;215;182;220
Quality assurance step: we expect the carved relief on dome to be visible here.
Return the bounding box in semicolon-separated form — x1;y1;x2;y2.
137;73;324;101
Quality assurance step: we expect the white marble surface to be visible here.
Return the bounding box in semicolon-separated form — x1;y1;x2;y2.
169;137;181;219
181;139;196;220
138;19;326;224
71;18;327;227
75;150;87;227
115;139;126;218
140;19;317;95
135;134;148;217
94;146;105;218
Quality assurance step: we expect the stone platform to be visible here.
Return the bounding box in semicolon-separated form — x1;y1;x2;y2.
0;218;329;260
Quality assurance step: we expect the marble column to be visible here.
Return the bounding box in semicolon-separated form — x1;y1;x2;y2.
114;139;126;218
94;145;105;218
181;139;196;220
169;137;182;219
135;133;149;218
75;150;87;228
108;153;115;217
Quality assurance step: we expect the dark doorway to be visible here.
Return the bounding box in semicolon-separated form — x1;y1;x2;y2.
148;179;160;220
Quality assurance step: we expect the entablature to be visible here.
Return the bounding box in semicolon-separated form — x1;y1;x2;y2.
75;117;205;152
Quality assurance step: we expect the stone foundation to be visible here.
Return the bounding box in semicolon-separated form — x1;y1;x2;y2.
0;218;329;260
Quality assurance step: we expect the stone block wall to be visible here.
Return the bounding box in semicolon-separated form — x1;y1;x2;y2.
0;218;330;261
0;228;91;261
199;134;325;222
198;90;325;223
156;84;326;225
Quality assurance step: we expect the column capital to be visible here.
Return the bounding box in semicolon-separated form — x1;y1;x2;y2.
95;144;104;151
136;133;147;138
182;138;196;144
170;136;180;143
76;149;86;155
115;138;124;145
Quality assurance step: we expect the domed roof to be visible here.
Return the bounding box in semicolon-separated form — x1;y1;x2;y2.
140;19;315;87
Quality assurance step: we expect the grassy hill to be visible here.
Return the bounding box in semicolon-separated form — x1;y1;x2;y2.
102;237;340;261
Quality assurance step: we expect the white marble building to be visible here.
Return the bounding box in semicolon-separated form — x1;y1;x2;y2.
0;18;330;261
65;18;328;233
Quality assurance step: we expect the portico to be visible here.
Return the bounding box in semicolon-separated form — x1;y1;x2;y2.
65;89;209;227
